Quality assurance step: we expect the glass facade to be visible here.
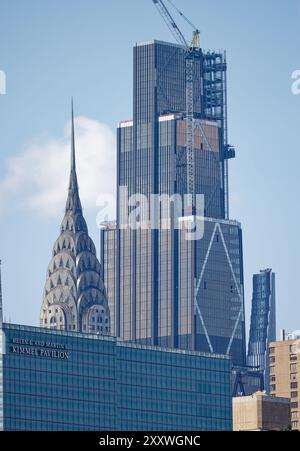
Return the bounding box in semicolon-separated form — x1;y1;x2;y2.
101;217;246;365
101;39;246;366
117;341;231;431
195;218;246;365
2;323;116;431
247;269;276;392
0;329;3;430
0;323;232;431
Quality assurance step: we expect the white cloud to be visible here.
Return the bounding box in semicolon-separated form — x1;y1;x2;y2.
0;116;116;220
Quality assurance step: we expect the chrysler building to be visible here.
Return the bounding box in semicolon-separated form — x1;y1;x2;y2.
40;103;110;335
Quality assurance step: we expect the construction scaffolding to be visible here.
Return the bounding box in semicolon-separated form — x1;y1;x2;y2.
203;51;235;219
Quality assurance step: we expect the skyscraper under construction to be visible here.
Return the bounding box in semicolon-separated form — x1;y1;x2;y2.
101;39;246;365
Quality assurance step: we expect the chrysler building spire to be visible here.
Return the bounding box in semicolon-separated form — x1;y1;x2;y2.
40;102;110;334
65;98;81;213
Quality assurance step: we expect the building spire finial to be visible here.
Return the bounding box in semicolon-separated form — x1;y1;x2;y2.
40;102;110;335
65;98;82;212
71;97;76;173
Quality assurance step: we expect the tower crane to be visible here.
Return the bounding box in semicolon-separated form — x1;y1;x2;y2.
152;0;200;213
153;1;240;358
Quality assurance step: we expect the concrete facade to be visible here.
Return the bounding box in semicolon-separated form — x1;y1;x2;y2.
269;333;300;430
233;391;290;431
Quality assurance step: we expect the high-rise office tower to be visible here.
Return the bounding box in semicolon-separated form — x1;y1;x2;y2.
247;269;276;391
101;40;246;365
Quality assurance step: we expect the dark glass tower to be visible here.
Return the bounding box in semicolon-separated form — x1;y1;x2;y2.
126;41;226;218
101;40;246;365
247;269;276;391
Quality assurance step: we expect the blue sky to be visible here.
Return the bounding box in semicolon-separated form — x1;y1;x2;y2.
0;0;300;339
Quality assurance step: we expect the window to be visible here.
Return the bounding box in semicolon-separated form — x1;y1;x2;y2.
270;366;275;374
290;363;297;372
270;375;276;382
291;391;298;398
290;345;298;354
270;384;276;391
290;354;298;361
291;373;298;381
292;421;298;429
291;402;298;409
269;347;275;354
291;382;298;389
270;356;275;363
291;411;298;420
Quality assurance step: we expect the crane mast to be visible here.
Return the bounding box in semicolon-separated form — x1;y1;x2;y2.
152;1;237;357
185;54;195;213
152;0;200;214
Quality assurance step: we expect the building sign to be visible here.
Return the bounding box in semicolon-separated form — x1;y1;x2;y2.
9;337;69;360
